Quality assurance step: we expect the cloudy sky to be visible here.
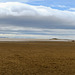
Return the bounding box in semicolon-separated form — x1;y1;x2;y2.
0;0;75;39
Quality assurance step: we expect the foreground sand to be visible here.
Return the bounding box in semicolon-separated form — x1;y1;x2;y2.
0;41;75;75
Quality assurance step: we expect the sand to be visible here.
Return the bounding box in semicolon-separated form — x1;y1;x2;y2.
0;41;75;75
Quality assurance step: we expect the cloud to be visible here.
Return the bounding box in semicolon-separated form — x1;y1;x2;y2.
51;5;67;8
0;0;44;2
0;2;74;39
0;2;75;29
0;26;75;39
69;8;75;11
57;5;66;8
0;32;75;39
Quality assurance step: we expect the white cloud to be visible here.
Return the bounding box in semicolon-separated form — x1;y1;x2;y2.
0;0;44;3
0;2;74;39
51;5;66;8
69;8;75;11
0;2;74;25
0;2;74;21
0;2;72;16
0;33;75;39
57;5;66;8
0;34;53;39
0;25;75;39
0;26;75;35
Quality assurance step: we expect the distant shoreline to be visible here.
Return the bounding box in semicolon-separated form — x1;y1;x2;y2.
0;38;73;42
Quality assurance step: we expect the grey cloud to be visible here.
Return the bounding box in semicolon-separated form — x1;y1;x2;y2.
0;2;74;39
0;15;75;29
0;2;74;29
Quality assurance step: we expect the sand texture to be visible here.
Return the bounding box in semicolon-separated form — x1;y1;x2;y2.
0;41;75;75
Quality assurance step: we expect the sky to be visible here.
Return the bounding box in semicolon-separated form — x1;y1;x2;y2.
0;0;75;39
